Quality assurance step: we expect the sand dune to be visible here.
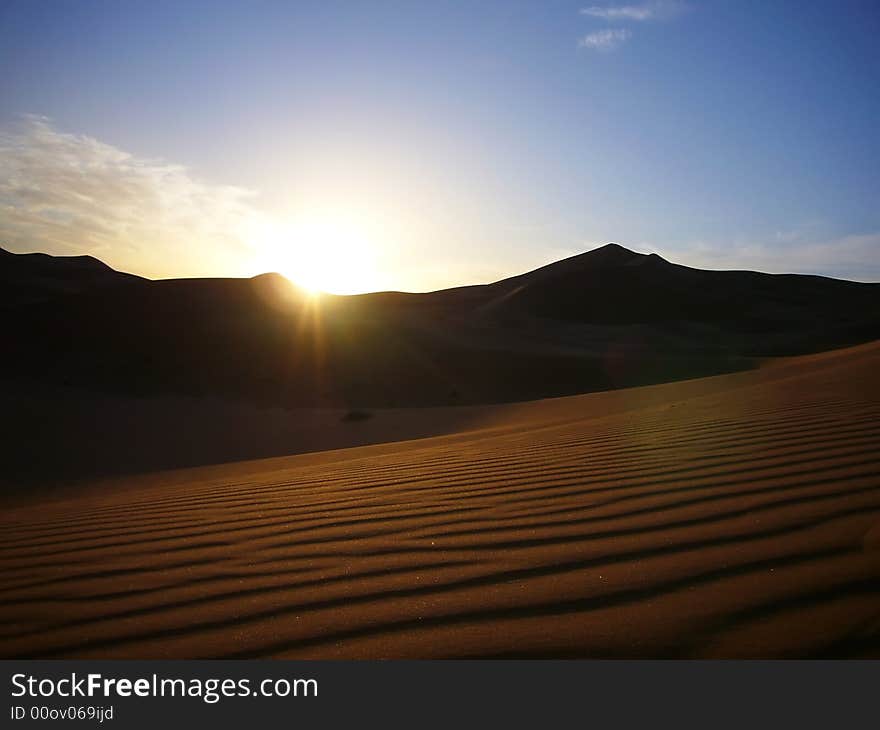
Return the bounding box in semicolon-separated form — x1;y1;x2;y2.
2;340;879;658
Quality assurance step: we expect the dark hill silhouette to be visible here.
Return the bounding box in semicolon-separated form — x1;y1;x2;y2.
479;244;879;345
0;246;143;306
3;244;879;409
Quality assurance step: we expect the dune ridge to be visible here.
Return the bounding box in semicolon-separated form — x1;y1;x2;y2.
5;243;879;415
1;341;879;658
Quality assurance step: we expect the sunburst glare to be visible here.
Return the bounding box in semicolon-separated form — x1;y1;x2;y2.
250;211;384;295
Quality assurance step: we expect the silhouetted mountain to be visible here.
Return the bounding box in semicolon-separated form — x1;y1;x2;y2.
3;244;879;408
0;246;143;306
481;243;879;342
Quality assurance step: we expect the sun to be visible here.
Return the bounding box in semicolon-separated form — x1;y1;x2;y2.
251;212;383;295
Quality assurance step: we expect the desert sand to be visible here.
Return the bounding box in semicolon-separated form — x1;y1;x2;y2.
1;340;879;658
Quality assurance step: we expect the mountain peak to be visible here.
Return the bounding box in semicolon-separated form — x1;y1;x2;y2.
492;242;648;289
594;242;636;254
580;242;643;264
580;244;672;268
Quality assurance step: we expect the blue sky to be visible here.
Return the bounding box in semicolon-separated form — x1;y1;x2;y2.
1;0;878;290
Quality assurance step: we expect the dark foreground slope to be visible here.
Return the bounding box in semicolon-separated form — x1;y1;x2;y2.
2;340;879;658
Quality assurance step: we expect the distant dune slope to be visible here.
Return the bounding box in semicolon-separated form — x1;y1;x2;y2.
0;246;142;306
1;340;879;658
488;244;880;348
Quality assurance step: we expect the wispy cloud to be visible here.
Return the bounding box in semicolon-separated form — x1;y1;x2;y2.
580;1;685;22
578;28;633;51
581;5;653;21
577;2;685;53
0;116;265;279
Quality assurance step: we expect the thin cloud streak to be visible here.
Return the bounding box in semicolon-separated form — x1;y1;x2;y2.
581;5;653;21
578;28;632;51
580;2;685;22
